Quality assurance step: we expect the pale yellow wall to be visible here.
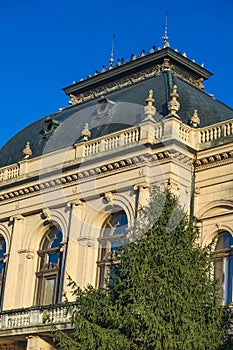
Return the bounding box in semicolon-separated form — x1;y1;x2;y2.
0;118;232;328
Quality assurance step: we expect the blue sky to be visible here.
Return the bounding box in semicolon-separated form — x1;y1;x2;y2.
0;0;232;148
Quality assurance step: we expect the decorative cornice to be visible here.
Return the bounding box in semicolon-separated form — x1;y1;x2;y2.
0;149;194;204
195;150;233;170
0;151;175;204
69;58;206;106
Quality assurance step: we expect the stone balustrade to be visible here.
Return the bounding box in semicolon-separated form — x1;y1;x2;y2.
0;118;232;184
0;304;73;330
84;127;140;156
199;120;233;144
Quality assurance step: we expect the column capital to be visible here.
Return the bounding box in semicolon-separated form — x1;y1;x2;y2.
67;199;85;208
9;214;24;223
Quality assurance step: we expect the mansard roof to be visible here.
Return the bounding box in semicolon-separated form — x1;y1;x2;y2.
0;47;233;167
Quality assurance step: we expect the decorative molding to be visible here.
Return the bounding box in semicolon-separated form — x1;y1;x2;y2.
0;150;191;203
67;199;85;208
9;214;24;223
69;58;205;106
195;150;233;170
133;182;149;191
18;249;35;260
77;237;95;247
104;192;116;203
41;208;51;223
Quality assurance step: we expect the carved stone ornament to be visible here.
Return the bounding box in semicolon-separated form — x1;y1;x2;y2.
41;208;51;223
67;55;206;107
42;116;60;136
190;109;200;128
167;85;180;118
104;191;115;202
23;141;32;159
69;94;80;105
96;96;115;118
143;89;156;120
67;199;85;208
82;123;91;141
156;58;175;72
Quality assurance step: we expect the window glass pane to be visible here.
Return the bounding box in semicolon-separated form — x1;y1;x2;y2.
37;228;63;305
112;212;128;236
215;232;233;250
42;228;62;250
43;277;56;305
214;232;233;305
103;211;128;237
50;230;62;249
111;239;122;252
214;257;224;299
0;238;6;276
97;211;127;288
226;256;233;304
97;265;106;288
48;251;59;265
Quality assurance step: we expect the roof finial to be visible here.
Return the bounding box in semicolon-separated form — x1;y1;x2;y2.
109;34;115;69
162;11;170;48
82;123;91;141
167;85;180;118
23;141;32;159
144;89;156;121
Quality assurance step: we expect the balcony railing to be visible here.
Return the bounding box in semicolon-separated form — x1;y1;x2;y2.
0;303;74;330
0;117;232;184
199;120;233;144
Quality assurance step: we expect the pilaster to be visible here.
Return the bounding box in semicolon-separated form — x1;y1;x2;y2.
3;215;24;310
26;336;54;350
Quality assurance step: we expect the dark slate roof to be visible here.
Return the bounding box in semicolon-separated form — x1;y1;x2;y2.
0;69;233;167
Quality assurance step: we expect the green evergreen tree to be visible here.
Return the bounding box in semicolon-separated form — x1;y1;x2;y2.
53;187;232;350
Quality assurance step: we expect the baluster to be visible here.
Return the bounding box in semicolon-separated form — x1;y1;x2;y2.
222;124;226;137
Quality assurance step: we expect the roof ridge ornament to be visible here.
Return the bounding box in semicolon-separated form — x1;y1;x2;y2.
109;34;115;69
143;89;156;120
167;85;180;118
162;11;170;48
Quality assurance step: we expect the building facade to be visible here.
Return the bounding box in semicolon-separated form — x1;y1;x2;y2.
0;43;232;348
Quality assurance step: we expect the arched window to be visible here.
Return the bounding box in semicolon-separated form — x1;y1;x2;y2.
96;210;128;288
213;232;233;305
0;236;6;301
36;227;63;305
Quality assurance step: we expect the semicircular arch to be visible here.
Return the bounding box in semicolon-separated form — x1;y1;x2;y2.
0;223;11;252
197;200;233;219
80;192;135;242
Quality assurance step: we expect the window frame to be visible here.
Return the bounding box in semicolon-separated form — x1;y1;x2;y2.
35;227;63;306
96;210;127;288
0;236;6;305
212;231;233;305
